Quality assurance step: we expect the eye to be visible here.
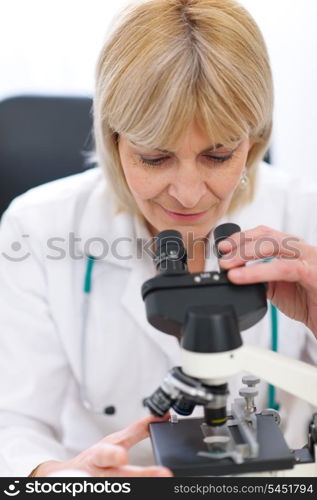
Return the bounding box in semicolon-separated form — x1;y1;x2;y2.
202;153;234;164
138;151;234;167
139;156;170;167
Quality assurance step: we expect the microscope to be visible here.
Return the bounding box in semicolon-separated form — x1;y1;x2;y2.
142;224;317;476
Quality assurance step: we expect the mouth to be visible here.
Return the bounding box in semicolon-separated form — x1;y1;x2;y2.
159;205;210;222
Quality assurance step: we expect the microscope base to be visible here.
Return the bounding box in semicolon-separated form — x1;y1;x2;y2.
149;415;300;476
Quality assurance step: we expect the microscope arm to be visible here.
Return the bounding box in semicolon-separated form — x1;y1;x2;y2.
182;344;317;407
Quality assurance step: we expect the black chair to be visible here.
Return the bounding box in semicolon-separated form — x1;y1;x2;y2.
0;95;93;217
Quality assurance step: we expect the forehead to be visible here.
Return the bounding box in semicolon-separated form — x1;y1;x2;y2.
127;118;241;152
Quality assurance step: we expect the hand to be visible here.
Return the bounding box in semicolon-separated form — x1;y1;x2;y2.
31;414;172;477
218;225;317;338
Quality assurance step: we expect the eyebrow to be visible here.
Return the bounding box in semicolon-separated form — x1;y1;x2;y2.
130;141;225;154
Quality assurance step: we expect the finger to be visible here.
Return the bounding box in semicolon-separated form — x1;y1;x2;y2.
102;414;170;450
218;226;302;266
100;465;173;477
219;237;302;269
90;443;128;469
227;258;308;285
218;225;289;248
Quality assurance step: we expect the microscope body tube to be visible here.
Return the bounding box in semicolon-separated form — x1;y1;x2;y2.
181;346;242;384
181;344;317;407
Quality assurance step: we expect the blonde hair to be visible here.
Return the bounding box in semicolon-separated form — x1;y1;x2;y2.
93;0;273;214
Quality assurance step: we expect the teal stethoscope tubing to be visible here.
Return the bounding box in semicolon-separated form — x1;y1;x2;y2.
81;255;279;411
80;255;96;411
269;303;280;410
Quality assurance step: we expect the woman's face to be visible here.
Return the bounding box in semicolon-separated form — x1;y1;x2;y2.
118;120;251;242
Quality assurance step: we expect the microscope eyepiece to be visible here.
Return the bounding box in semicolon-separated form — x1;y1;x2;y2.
154;230;187;274
214;223;241;258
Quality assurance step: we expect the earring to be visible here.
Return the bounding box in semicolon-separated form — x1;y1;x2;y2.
240;168;249;189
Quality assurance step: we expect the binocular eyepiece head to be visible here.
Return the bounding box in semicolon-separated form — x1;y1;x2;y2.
153;223;241;274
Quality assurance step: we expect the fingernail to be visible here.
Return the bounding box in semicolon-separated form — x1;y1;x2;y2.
218;239;232;250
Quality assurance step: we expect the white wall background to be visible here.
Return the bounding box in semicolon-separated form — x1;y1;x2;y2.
0;0;317;181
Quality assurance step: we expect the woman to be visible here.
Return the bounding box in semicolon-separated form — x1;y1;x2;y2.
0;0;316;477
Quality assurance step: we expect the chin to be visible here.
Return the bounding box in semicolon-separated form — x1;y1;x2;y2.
153;221;212;242
178;227;212;242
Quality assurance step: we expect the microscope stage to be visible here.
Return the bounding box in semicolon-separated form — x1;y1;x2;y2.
149;415;294;476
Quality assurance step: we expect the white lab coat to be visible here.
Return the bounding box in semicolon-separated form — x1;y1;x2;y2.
0;162;316;477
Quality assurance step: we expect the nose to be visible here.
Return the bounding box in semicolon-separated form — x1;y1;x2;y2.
167;164;207;209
